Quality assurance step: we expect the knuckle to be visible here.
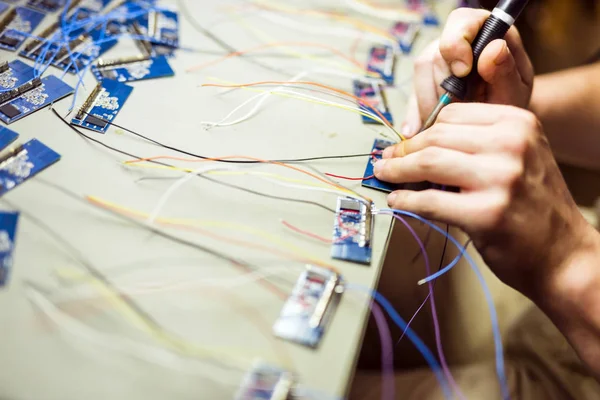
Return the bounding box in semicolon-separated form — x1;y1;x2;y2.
414;147;441;171
437;103;462;121
415;190;439;219
483;193;511;226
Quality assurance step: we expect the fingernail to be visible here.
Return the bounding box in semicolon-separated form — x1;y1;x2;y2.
387;192;397;205
402;123;412;138
494;42;510;65
374;160;386;175
382;147;394;159
451;60;469;77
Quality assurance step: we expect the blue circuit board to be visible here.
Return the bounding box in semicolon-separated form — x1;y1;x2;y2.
0;127;19;151
362;139;402;193
55;28;119;73
136;8;179;56
0;2;9;15
235;363;294;400
353;80;394;125
0;211;19;287
273;266;342;348
71;79;133;133
27;0;66;12
92;55;174;82
390;22;420;54
0;59;35;90
0;138;61;197
331;197;373;265
0;75;74;124
0;6;46;51
367;45;395;86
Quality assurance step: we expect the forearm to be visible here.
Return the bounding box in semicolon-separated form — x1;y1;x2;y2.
532;225;600;379
530;62;600;171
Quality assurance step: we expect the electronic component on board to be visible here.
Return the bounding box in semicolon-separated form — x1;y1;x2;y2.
91;54;174;83
273;266;343;348
27;0;66;12
136;8;179;56
0;211;19;287
331;197;374;265
0;138;61;197
0;6;45;51
390;22;420;54
54;28;119;73
367;45;395;86
0;75;74;124
71;79;133;133
235;362;295;400
353;79;394;125
362;139;402;193
0;60;35;90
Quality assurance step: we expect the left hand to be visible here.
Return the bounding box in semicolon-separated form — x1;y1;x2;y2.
374;103;593;296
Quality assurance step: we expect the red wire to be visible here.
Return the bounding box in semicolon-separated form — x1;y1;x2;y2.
280;220;332;243
325;173;374;181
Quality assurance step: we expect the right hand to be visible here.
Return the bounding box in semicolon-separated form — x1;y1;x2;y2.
401;8;535;138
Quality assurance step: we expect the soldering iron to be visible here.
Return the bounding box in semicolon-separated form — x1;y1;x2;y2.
420;0;531;132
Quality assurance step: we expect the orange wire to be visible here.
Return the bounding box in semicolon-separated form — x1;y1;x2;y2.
281;219;332;244
200;80;396;133
186;41;367;73
124;154;367;200
86;196;340;275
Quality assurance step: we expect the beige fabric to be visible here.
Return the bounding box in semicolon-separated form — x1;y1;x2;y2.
351;307;600;399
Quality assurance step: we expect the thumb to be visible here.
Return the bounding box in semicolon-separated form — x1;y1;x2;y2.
477;39;527;106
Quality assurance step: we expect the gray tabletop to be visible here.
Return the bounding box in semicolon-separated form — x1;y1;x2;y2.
0;1;449;399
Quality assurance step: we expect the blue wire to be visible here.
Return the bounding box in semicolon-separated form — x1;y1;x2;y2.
379;209;511;400
347;284;453;399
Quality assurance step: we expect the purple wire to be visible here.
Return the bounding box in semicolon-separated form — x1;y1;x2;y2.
383;212;466;400
370;301;395;400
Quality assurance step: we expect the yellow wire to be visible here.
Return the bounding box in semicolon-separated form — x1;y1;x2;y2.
204;76;394;129
127;162;352;194
226;11;381;79
55;267;262;369
87;196;336;269
251;0;398;42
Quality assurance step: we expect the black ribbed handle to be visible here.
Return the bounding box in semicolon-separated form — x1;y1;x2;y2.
441;14;511;100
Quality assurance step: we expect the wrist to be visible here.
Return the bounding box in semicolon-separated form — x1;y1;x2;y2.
531;222;600;315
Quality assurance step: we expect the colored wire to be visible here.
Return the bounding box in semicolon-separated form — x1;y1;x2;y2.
123;155;368;202
385;214;466;400
280;219;332;244
201;80;403;140
370;301;395;400
325;173;373;181
85;195;338;273
69;109;375;164
175;0;289;77
52;109;341;214
24;286;245;387
347;284;452;399
377;208;511;400
186;41;370;75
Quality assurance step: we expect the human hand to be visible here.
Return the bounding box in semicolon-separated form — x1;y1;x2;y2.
375;103;593;295
402;8;535;137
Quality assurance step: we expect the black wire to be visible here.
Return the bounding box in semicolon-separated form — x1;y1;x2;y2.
92;113;373;164
54;109;337;213
176;0;290;77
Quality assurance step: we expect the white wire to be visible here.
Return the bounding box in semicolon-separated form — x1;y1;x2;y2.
253;8;398;49
50;267;297;305
146;164;230;225
344;0;423;22
25;287;244;386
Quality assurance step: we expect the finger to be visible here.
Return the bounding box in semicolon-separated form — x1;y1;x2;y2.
477;39;528;106
385;189;469;228
439;8;492;76
373;147;484;188
384;123;501;158
503;27;535;88
435;102;516;125
402;93;421;139
414;40;441;126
